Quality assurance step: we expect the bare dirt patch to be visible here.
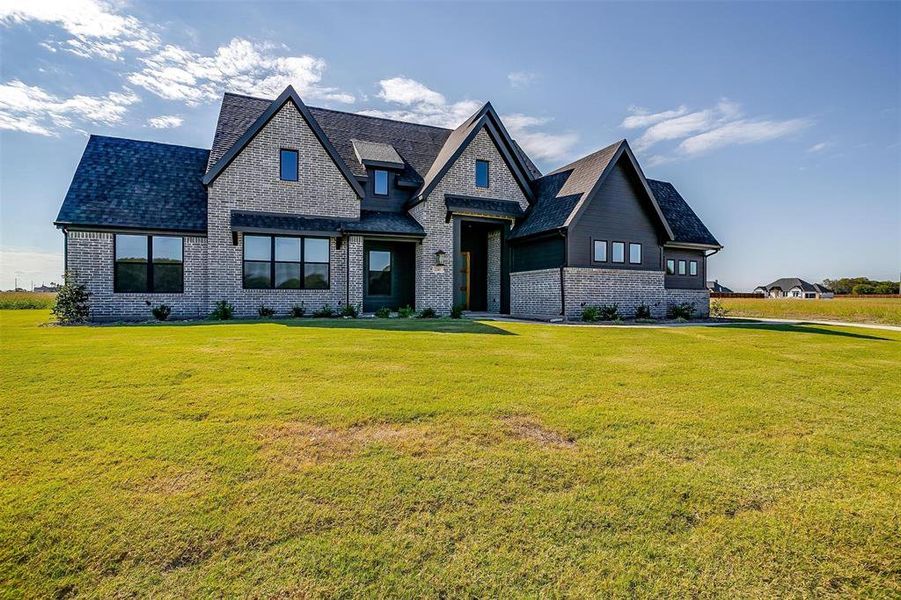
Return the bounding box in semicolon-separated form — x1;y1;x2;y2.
500;416;576;448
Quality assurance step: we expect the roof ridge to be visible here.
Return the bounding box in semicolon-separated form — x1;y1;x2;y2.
310;105;453;131
89;134;210;153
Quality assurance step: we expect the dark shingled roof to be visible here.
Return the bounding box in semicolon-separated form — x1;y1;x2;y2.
208;92;452;184
56;135;209;232
342;210;425;237
231;211;346;236
646;180;720;247
445;195;525;219
757;278;828;293
706;281;734;293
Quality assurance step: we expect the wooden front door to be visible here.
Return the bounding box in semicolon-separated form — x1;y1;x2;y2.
459;251;471;309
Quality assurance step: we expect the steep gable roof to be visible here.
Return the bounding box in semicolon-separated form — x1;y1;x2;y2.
202;86;364;197
208;92;452;186
56;135;209;232
646;180;720;247
414;102;536;202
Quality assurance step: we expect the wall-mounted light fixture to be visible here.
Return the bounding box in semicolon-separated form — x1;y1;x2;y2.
435;250;446;267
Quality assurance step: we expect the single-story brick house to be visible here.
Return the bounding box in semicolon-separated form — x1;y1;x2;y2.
55;85;721;320
754;278;834;299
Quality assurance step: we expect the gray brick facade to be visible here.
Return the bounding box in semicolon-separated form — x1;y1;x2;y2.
486;229;501;312
563;267;667;320
510;268;561;318
664;288;710;318
410;127;528;313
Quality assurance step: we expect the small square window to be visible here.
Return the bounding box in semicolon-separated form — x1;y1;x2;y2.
629;243;642;265
612;242;625;263
666;259;675;275
689;260;698;276
475;160;490;188
373;169;389;196
280;149;298;181
678;260;687;275
593;240;607;262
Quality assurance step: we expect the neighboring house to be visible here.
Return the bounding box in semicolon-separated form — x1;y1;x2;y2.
54;85;721;321
33;284;60;293
754;278;834;299
706;280;734;293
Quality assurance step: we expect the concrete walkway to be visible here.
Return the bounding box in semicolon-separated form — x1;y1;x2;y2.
468;313;901;332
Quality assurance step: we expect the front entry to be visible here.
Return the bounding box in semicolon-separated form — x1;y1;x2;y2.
363;240;415;312
455;219;508;312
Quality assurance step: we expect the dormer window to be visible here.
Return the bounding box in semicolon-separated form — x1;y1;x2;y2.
280;149;298;181
373;169;389;196
475;159;490;188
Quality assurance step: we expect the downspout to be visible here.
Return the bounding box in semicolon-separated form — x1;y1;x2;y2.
63;228;68;275
559;229;567;317
346;236;350;308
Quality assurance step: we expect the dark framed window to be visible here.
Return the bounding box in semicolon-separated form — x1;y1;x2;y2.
368;250;391;296
475;159;490;188
629;243;642;265
678;260;687;275
593;240;607;262
689;260;698;276
114;234;183;294
243;234;329;289
373;169;389;196
666;259;675;275
612;241;625;263
280;149;298;181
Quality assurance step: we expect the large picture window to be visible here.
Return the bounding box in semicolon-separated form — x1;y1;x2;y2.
114;234;183;293
368;250;392;295
243;235;329;289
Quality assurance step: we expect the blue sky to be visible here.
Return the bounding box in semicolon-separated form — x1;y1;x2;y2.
1;0;898;291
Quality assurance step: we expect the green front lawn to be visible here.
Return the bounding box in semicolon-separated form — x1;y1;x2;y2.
1;311;899;597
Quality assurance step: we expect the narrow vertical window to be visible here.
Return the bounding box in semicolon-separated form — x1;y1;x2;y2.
593;240;607;262
373;169;389;196
612;242;625;263
629;243;642;265
280;149;298;181
114;234;148;293
243;235;273;288
274;238;301;289
666;259;675;275
303;238;330;289
368;250;392;295
689;260;698;276
678;260;687;275
475;159;490;188
152;236;184;293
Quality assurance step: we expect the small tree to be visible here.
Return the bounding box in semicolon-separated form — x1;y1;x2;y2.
51;271;91;324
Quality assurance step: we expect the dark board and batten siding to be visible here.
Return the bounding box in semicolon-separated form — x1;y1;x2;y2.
511;235;565;272
360;168;408;213
566;159;664;271
663;248;707;290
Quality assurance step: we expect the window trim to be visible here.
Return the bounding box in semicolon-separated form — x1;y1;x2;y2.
689;260;698;276
666;259;676;275
366;249;393;297
611;241;625;264
279;148;299;181
372;169;389;197
628;243;642;265
113;234;184;294
678;259;687;275
475;159;490;188
592;239;607;263
242;234;330;290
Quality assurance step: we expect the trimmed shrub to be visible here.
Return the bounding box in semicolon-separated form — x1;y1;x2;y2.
417;307;437;319
151;304;172;321
670;302;695;319
450;304;464;319
598;304;620;321
51;272;91;324
374;306;391;319
210;300;234;320
581;305;601;322
289;303;306;318
258;305;275;318
313;304;336;318
397;305;415;318
634;304;652;320
341;303;360;318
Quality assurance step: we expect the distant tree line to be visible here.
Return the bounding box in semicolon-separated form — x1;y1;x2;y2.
822;277;899;295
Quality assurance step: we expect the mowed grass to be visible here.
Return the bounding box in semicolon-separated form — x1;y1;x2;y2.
1;310;899;598
720;296;901;326
0;292;56;310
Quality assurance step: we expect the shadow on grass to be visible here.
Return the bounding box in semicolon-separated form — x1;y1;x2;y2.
125;317;516;336
716;322;893;342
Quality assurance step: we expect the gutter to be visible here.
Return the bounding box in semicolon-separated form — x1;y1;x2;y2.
559;229;567;317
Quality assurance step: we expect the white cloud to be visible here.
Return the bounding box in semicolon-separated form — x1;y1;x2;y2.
0;0;159;60
622;99;810;162
0;80;139;136
147;115;183;129
376;77;446;106
807;141;831;153
502;113;578;162
678;118;810;156
127;38;354;106
0;248;63;291
621;105;689;129
507;71;538;88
